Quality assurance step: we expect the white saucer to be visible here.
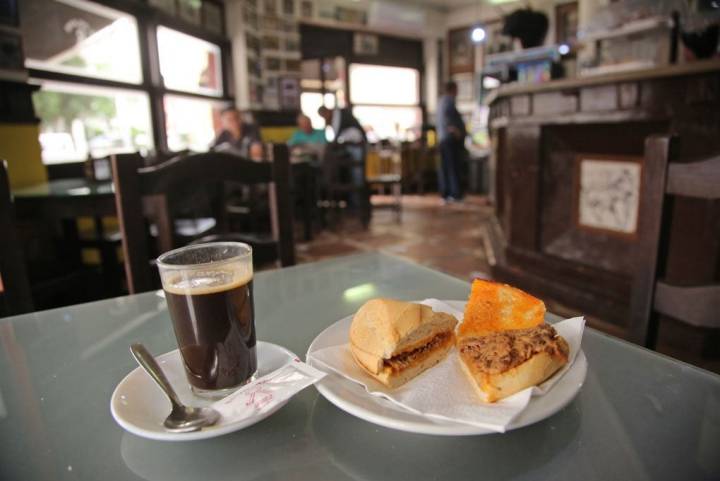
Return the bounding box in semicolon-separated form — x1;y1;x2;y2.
306;300;587;436
111;341;297;441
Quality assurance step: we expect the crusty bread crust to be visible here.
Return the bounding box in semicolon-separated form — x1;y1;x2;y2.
349;299;458;359
351;334;454;388
459;279;545;339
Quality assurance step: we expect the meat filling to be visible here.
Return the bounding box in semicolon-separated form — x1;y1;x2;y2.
458;324;568;375
384;332;451;373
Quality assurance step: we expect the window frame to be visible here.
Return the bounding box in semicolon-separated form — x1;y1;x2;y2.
26;0;233;161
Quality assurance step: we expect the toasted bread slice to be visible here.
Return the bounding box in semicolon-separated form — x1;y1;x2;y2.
458;324;569;402
459;279;545;339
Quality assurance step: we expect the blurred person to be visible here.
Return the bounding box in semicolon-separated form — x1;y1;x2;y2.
436;81;466;203
317;106;365;145
288;113;327;147
213;107;262;158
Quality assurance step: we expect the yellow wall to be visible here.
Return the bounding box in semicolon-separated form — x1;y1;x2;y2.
0;123;47;189
260;126;295;143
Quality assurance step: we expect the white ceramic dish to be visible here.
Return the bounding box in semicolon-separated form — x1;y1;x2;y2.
306;300;587;436
111;341;297;441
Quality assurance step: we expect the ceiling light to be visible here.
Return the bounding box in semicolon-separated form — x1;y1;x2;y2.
471;26;486;43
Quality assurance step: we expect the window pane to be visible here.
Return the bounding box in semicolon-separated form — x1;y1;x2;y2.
300;92;335;130
33;81;153;164
353;106;422;141
20;0;142;84
157;26;223;96
164;95;227;152
349;64;419;106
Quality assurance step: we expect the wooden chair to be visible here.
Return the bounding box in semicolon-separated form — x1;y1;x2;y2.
319;143;371;228
112;145;295;294
366;146;402;223
630;135;720;348
0;160;33;316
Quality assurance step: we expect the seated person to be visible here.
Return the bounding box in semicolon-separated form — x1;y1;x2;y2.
288;114;327;147
212;107;262;159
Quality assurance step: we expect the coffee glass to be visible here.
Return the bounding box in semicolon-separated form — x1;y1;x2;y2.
157;242;256;399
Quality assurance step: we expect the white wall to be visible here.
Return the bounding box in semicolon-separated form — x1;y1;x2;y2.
225;0;250;109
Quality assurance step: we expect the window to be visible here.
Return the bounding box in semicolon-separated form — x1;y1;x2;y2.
23;0;230;164
348;64;421;141
300;92;335;130
164;95;227;152
353;106;422;142
33;81;153;164
349;64;419;106
20;0;142;84
157;26;223;96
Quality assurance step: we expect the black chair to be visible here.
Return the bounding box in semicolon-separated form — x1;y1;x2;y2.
319;143;371;228
630;135;720;348
0;160;33;316
112;145;295;294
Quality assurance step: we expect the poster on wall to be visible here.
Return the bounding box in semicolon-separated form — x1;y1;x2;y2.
575;156;642;236
203;2;223;34
300;0;313;18
280;77;300;109
353;33;378;56
555;2;579;45
448;27;474;75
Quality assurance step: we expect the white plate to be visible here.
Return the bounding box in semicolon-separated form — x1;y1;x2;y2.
111;341;297;441
306;300;587;436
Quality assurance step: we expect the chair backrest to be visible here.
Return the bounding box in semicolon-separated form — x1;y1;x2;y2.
112;145;295;294
629;135;720;347
0;160;33;316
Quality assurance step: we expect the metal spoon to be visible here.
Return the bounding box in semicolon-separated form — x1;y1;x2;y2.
130;343;220;433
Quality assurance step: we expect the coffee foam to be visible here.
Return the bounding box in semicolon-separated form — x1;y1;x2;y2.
162;267;253;295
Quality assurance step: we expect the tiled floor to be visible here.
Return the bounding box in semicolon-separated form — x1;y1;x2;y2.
295;194;720;374
296;194;494;282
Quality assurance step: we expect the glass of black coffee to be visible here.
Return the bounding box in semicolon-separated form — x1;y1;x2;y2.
157;242;256;398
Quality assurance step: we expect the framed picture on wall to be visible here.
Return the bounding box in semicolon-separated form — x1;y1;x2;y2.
300;0;313;18
265;56;281;71
202;1;224;34
353;33;378;56
177;0;201;25
484;19;512;56
263;0;277;16
262;34;280;50
555;2;579;46
448;27;474;75
574;155;643;237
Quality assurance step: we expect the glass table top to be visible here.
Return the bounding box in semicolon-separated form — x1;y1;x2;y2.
1;252;719;481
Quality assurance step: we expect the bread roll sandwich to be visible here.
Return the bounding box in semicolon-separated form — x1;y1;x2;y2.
349;299;458;388
458;279;568;402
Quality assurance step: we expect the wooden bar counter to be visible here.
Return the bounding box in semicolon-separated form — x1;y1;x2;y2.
486;59;720;345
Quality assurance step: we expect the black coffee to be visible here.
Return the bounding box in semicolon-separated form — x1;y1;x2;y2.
165;272;256;391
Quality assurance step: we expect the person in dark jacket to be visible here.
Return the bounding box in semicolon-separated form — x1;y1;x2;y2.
212;107;262;159
436;81;466;202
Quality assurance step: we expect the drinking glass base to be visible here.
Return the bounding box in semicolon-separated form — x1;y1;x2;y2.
191;374;257;400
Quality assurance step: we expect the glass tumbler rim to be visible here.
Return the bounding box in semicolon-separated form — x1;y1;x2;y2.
156;242;252;270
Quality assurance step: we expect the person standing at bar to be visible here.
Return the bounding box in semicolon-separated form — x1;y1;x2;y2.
436;81;466;203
